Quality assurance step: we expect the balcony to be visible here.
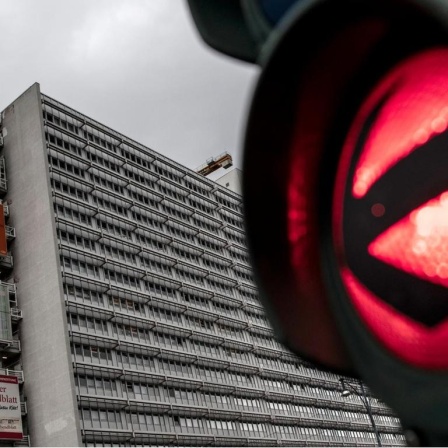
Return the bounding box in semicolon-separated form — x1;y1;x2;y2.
1;203;8;219
0;158;7;197
0;281;17;299
12;435;30;447
0;337;20;354
0;253;13;271
5;226;15;241
10;308;22;322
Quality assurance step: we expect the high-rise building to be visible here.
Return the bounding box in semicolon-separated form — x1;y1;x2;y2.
0;83;405;447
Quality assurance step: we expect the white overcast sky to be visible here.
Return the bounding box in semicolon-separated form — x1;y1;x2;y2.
0;0;259;177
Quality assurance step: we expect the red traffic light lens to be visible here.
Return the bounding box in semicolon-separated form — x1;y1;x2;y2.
334;48;448;369
369;191;448;288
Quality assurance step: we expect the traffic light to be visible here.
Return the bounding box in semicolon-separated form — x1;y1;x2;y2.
189;0;448;445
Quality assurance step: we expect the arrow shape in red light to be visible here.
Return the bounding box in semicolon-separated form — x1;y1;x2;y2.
368;191;448;288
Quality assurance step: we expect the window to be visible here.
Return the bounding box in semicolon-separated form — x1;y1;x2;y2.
202;257;229;274
148;305;182;324
154;164;182;183
76;374;118;397
109;296;141;313
91;173;124;194
185;180;210;197
144;281;176;298
142;258;172;275
124;167;155;188
220;211;244;230
207;277;233;295
159;359;193;376
54;204;92;226
59;230;96;251
185;315;212;331
224;229;246;246
132;210;163;229
94;195;127;217
45;129;83;156
165;223;196;243
49;155;85;178
72;343;112;364
154;332;184;348
159;184;187;203
113;323;149;343
137;232;166;251
197;235;223;252
190;339;219;356
64;284;102;304
118;351;154;370
128;189;158;208
52;179;88;201
87;150;121;173
181;292;208;308
176;268;205;286
213;300;240;318
171;246;200;264
188;197;214;215
163;203;191;221
239;288;260;304
82;407;122;429
97;219;133;240
216;194;240;212
102;244;137;264
61;257;99;277
70;314;108;335
196;365;226;383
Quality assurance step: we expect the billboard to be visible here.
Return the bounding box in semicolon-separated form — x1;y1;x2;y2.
0;375;22;440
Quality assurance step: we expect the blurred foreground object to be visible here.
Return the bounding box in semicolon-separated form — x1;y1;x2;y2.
189;0;448;445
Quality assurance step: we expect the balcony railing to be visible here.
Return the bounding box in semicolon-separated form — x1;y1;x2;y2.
5;225;15;240
0;157;7;196
0;281;17;297
13;435;30;447
0;254;13;269
10;307;23;322
0;337;20;353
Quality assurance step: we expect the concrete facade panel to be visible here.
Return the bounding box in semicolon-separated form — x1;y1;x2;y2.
2;83;81;446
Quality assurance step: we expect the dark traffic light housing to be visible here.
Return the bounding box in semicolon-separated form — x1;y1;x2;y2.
189;0;448;445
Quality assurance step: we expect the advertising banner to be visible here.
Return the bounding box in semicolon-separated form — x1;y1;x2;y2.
0;375;22;440
0;204;7;257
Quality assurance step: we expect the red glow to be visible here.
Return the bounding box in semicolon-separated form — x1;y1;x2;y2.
350;49;448;198
369;192;448;287
283;19;389;370
341;267;448;369
334;48;448;369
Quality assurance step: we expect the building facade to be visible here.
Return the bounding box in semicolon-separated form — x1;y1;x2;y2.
0;83;405;447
